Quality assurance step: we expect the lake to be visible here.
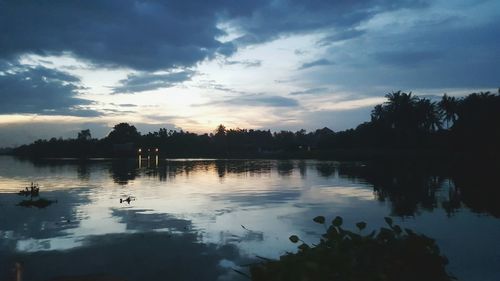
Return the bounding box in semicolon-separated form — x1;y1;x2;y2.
0;155;499;281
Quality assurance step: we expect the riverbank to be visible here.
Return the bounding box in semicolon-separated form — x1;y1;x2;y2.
6;147;498;163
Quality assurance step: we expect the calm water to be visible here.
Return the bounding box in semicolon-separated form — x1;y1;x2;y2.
0;156;499;281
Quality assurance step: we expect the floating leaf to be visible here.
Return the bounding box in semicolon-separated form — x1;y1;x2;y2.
356;221;367;231
298;243;310;251
405;228;415;236
332;216;343;227
384;217;393;226
344;230;361;240
313;216;326;224
378;227;394;240
289;235;300;243
326;226;339;238
393;225;402;234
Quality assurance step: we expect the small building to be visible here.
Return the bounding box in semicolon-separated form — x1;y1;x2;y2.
137;147;159;156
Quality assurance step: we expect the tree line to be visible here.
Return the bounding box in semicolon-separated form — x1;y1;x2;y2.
12;90;500;159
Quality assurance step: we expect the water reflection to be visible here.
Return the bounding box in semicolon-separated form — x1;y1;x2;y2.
0;156;499;281
138;155;159;169
315;161;337;178
4;231;248;281
277;161;293;176
3;156;499;219
337;160;500;218
452;164;500;218
110;159;139;185
1;190;87;240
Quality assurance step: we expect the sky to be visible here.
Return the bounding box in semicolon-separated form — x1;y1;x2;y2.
0;0;499;147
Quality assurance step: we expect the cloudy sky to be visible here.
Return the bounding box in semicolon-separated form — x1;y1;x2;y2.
0;0;499;147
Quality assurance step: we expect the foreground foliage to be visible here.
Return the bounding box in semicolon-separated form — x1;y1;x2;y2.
250;216;455;281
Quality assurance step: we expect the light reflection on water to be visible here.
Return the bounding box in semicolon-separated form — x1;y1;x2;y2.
0;156;499;281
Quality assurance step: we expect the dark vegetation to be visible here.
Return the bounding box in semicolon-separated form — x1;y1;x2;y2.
250;216;455;281
11;90;500;159
337;160;500;218
17;198;55;208
16;183;56;208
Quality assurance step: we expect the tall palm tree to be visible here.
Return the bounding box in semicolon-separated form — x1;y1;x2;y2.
371;104;385;122
384;91;419;129
416;99;442;132
438;94;458;128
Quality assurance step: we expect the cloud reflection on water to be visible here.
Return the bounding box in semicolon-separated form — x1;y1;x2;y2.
1;157;500;281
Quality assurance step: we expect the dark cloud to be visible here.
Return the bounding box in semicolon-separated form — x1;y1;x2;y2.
0;62;100;116
0;0;429;71
305;4;500;91
299;59;334;70
289;87;329;95
112;70;195;94
229;0;428;45
196;94;299;107
374;50;442;67
0;1;253;71
1;0;497;137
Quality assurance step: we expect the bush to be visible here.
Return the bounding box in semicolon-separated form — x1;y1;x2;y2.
250;216;455;281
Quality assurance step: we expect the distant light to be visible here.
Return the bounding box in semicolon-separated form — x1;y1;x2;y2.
155;148;159;152
138;148;142;153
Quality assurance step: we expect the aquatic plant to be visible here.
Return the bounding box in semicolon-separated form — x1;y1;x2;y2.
250;216;455;281
16;183;56;208
17;182;40;197
17;198;56;208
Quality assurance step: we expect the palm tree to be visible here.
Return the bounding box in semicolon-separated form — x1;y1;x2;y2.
438;94;458;129
371;104;385;122
416;99;442;132
384;91;419;129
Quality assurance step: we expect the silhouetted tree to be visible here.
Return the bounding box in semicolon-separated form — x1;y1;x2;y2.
384;91;419;130
416;99;442;132
77;129;92;141
107;123;140;143
438;94;458;128
12;90;500;159
214;124;226;137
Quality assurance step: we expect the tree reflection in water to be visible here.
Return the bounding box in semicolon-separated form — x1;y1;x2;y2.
34;157;500;218
337;160;500;218
1;157;499;280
